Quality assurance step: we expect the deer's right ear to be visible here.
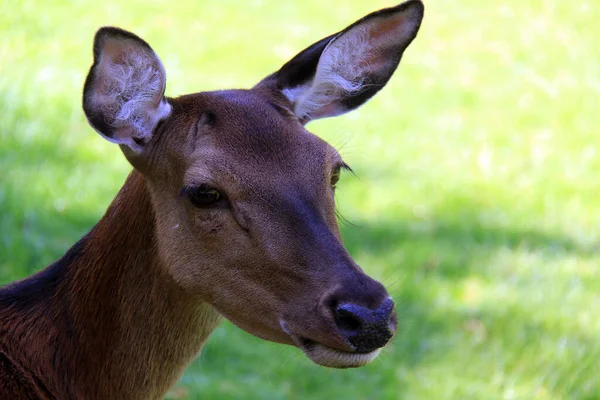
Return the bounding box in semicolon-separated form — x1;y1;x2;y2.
83;27;171;153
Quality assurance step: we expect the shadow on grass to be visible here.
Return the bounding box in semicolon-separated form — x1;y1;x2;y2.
0;141;115;282
0;186;100;282
341;210;596;280
178;209;597;399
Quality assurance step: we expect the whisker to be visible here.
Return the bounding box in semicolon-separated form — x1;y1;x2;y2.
383;275;405;291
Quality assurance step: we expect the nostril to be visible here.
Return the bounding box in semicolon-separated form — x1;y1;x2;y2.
335;306;363;333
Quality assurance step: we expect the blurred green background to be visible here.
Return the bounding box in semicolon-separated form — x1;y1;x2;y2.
1;0;599;399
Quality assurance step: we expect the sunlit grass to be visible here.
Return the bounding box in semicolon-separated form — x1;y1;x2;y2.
1;0;599;399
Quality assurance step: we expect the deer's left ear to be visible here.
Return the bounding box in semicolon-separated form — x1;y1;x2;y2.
257;0;424;124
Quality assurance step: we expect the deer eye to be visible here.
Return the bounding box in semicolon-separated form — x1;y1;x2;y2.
185;185;221;207
331;166;341;188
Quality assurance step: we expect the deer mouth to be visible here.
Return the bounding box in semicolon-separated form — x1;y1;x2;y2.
295;337;382;368
280;320;382;368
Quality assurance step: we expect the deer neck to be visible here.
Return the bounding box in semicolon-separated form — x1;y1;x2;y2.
9;171;222;399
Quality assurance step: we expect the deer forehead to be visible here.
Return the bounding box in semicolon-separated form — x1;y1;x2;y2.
165;90;340;186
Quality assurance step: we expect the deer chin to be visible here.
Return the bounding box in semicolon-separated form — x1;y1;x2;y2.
280;320;382;368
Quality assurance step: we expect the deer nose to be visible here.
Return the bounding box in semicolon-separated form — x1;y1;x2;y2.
334;298;396;353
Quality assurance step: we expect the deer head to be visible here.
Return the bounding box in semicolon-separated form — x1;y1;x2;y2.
82;0;424;368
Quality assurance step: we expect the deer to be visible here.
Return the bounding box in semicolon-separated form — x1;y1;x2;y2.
0;1;424;398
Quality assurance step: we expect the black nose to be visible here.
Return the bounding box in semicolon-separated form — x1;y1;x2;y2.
334;298;396;353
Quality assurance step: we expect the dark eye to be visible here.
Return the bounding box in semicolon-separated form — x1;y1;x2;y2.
331;166;341;188
186;185;221;207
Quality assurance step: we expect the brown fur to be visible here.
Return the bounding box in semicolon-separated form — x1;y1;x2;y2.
0;2;424;398
1;173;220;399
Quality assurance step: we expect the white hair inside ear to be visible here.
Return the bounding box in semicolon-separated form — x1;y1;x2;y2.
95;50;171;146
286;26;371;122
281;0;424;123
83;30;171;152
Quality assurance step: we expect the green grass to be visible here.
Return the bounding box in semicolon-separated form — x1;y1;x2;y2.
1;0;599;399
